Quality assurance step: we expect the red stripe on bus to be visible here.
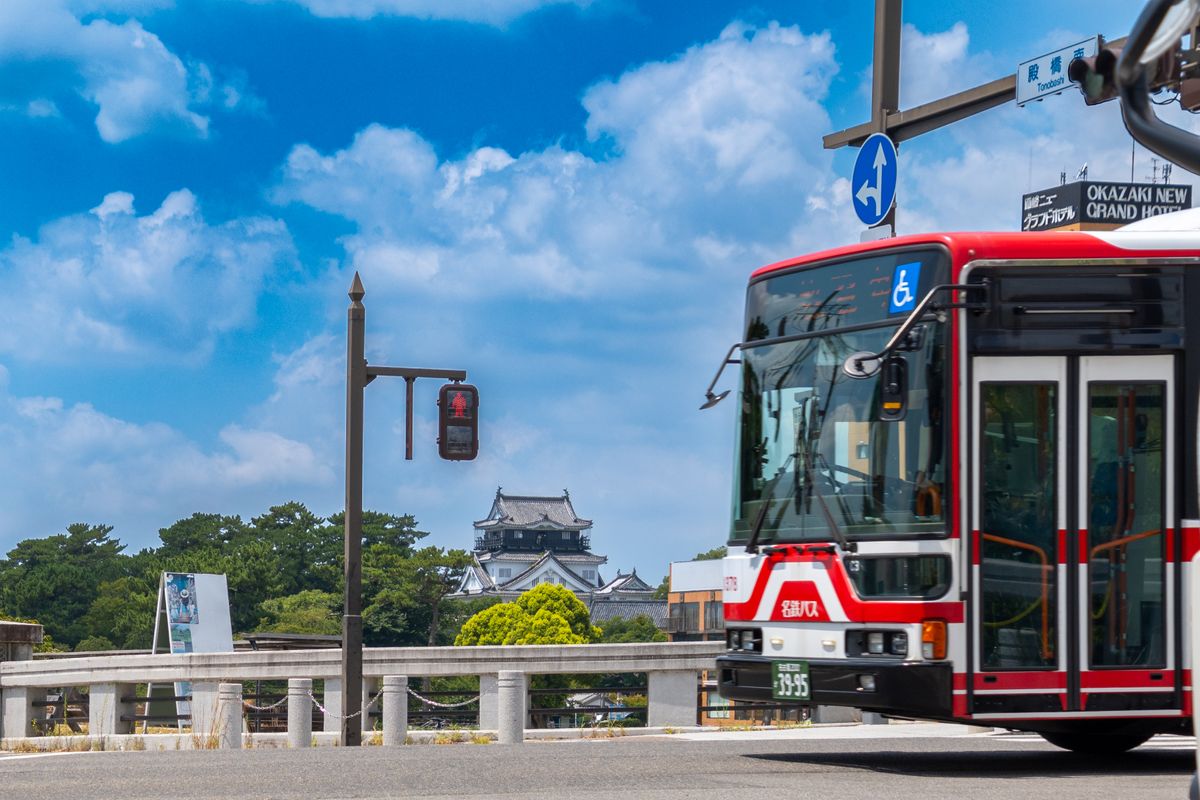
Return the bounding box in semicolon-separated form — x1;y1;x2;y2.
1164;527;1176;564
723;556;780;622
973;672;1066;690
725;549;964;624
1080;669;1174;689
1182;527;1200;562
1057;529;1068;565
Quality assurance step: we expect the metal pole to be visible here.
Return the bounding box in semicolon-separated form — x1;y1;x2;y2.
342;272;366;747
405;377;415;461
873;0;901;231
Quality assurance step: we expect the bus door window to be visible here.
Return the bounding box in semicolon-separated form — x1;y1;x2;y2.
1087;384;1166;668
979;382;1058;670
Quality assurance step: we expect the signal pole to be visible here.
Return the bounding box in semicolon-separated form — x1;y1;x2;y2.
341;273;469;746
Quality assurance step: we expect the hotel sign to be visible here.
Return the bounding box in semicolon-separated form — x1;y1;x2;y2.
1021;181;1192;231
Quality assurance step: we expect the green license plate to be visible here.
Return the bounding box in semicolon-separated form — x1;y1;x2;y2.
771;660;811;701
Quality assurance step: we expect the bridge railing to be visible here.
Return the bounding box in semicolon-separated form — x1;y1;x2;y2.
0;641;725;746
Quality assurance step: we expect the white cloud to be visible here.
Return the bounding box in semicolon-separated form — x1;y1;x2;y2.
273;21;852;301
0;0;263;142
261;21;856;560
262;0;592;25
0;378;333;542
0;190;296;364
0;0;207;142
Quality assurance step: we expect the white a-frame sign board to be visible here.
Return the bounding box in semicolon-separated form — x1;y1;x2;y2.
148;573;235;729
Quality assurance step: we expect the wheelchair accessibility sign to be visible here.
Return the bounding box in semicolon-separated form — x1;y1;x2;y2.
889;262;920;314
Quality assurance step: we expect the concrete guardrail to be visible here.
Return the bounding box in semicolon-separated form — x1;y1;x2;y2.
0;641;725;749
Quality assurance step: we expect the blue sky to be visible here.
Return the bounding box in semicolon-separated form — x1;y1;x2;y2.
0;0;1192;580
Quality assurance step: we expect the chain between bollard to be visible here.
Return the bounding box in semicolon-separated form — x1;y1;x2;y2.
306;686;386;720
242;695;290;712
405;687;480;709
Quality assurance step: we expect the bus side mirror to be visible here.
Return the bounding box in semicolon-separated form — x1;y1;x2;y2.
879;355;907;422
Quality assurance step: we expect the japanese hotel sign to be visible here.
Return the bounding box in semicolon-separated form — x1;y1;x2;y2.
1022;181;1192;231
1017;37;1098;106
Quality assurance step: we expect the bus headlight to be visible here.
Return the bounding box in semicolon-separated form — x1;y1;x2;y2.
867;632;885;654
890;632;908;656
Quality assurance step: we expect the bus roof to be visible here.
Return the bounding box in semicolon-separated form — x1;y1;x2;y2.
750;228;1200;281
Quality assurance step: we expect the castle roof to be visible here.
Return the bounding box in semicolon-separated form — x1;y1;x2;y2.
474;488;592;531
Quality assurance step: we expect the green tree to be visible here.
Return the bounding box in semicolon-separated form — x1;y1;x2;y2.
256;590;342;635
81;576;157;650
251;502;337;596
363;546;471;646
163;539;286;634
514;584;600;642
74;635;116;652
455;584;601;646
156;513;248;558
0;523;129;647
598;614;667;643
693;546;727;561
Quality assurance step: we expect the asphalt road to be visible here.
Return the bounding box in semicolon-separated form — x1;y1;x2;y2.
1;731;1195;800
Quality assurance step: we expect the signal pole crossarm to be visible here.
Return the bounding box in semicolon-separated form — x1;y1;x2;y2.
364;366;467;384
824;34;1127;151
824;75;1016;150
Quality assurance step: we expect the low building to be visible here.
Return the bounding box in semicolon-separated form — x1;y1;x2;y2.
666;559;725;642
667;557;803;727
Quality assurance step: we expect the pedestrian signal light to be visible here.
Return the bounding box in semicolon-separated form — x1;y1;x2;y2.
437;383;478;461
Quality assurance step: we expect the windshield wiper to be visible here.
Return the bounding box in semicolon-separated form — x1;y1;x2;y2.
802;458;857;555
744;453;796;554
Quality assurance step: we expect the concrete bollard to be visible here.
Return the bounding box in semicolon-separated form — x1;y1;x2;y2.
0;622;41;740
382;675;408;746
362;677;379;734
647;670;698;728
287;678;313;748
1;686;35;741
478;674;499;731
88;683;135;737
497;671;526;744
216;683;243;749
190;682;219;739
322;678;342;733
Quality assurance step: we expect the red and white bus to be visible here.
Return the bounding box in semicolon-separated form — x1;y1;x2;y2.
712;218;1199;753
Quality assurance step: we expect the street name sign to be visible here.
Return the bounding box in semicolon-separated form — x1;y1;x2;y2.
1017;37;1098;106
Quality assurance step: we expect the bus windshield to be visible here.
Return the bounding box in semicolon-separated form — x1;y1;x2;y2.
730;249;949;546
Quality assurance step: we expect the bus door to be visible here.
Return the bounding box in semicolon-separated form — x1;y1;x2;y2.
968;355;1179;718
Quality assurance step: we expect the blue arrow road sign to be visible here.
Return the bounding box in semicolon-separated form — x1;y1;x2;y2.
852;132;897;227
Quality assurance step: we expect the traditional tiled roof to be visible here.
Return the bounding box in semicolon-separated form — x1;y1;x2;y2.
497;551;596;593
477;550;605;565
594;570;655;595
468;561;495;590
474;488;592;531
588;599;668;627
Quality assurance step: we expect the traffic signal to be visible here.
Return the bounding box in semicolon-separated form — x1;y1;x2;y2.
1068;47;1121;105
437;383;478;461
1069;44;1179;106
